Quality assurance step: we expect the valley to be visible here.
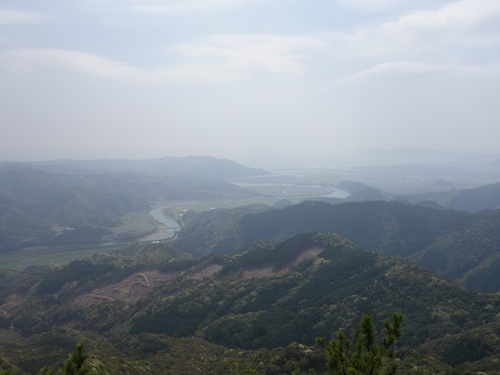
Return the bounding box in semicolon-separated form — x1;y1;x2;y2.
0;234;499;374
1;156;500;374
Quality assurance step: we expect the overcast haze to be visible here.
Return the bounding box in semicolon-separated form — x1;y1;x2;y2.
1;0;499;168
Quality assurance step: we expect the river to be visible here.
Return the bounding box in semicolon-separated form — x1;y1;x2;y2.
234;183;351;199
138;206;181;242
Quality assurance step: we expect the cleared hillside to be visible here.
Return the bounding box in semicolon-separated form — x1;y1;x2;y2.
0;235;499;374
175;200;500;292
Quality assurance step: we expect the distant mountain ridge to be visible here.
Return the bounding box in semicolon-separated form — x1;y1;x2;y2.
422;182;500;212
355;147;500;165
175;200;500;292
336;180;390;202
16;155;270;180
337;178;500;212
0;163;257;251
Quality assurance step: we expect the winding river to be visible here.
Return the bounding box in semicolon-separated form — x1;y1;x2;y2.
138;206;181;242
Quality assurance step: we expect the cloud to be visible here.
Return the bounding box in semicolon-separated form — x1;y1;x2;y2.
0;7;48;24
344;60;500;83
126;0;266;14
378;0;500;47
322;0;500;83
4;1;498;86
335;0;415;13
170;34;322;77
345;61;456;82
0;34;321;83
0;48;139;78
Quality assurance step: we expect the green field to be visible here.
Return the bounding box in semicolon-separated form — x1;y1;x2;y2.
163;197;288;215
0;197;288;270
113;210;159;236
0;211;160;269
0;244;125;269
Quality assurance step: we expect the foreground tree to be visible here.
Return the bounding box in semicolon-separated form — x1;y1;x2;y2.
40;344;103;375
316;312;404;375
62;344;89;375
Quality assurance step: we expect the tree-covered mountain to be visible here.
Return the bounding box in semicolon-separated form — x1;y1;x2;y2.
430;182;500;212
20;155;270;180
0;234;499;374
336;180;391;202
175;200;500;292
0;165;257;251
337;178;500;213
173;204;270;257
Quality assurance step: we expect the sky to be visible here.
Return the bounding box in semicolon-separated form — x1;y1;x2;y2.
1;0;500;169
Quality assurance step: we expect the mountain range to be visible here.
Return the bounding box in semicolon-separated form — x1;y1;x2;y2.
174;200;500;293
16;155;270;180
0;234;499;374
338;179;500;212
1;156;500;373
0;157;263;251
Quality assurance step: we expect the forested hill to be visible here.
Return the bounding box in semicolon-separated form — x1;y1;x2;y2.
175;200;500;292
337;179;500;213
21;155;270;179
397;181;500;212
0;165;256;251
0;235;499;374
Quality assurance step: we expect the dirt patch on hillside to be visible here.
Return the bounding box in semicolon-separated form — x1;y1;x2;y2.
73;247;325;305
75;264;224;306
242;267;277;278
188;264;223;280
74;270;179;306
241;247;324;279
0;294;23;318
292;247;323;265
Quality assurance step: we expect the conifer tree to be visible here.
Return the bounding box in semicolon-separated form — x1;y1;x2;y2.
40;344;93;375
62;344;89;375
316;312;404;375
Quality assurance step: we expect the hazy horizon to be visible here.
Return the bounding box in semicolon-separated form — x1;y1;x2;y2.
1;1;500;169
2;147;500;172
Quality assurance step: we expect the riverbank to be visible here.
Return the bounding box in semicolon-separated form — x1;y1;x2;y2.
138;205;182;242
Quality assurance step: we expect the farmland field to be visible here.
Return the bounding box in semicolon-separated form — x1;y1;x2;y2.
0;243;123;269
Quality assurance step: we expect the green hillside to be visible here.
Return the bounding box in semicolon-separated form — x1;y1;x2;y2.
0;165;257;252
175;200;500;293
338;178;500;213
0;235;499;374
397;181;500;212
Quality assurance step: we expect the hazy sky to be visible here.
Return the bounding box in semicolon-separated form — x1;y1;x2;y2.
1;0;499;168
